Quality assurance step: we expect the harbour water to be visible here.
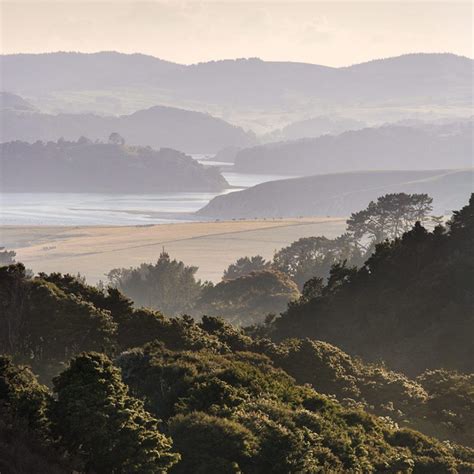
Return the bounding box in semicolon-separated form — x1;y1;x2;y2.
0;169;292;226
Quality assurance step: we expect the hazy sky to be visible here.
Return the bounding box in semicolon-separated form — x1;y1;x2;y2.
1;1;472;66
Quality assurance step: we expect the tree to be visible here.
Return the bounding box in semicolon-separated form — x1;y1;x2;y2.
0;356;68;473
223;255;271;281
197;270;300;326
107;251;206;315
0;247;16;266
108;132;125;146
0;355;50;434
272;234;362;289
51;352;179;473
273;196;474;375
0;264;117;379
169;412;257;474
346;193;433;251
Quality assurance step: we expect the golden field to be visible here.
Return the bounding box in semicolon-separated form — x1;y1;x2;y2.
1;217;346;284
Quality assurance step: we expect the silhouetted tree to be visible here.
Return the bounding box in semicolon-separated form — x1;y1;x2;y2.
223;255;271;280
107;251;206;315
273;195;474;376
197;270;299;326
273;234;362;289
346;193;433;251
108;132;125;145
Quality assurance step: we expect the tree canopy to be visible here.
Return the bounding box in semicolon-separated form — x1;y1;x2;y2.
272;195;474;376
222;255;271;281
108;251;206;316
346;192;433;250
197;270;300;326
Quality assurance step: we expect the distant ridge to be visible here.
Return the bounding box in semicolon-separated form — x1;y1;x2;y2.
233;122;473;175
3;50;471;69
2;52;471;110
1;104;256;153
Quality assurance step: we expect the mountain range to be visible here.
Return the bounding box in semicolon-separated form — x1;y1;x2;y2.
1;52;472;125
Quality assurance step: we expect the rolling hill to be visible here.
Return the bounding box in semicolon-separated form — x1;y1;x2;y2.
0;105;256;153
233;122;473;175
0;139;228;192
197;169;474;218
1;52;472;119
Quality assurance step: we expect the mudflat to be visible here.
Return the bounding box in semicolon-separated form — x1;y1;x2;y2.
1;217;346;284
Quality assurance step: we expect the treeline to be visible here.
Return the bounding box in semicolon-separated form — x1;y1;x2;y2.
108;193;435;324
268;195;474;375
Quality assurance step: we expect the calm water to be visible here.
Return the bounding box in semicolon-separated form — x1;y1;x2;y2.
0;169;291;226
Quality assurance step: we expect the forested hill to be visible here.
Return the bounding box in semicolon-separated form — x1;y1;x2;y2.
233;122;473;175
1;105;256;153
198;168;474;218
1;198;473;471
270;195;474;376
0;139;228;192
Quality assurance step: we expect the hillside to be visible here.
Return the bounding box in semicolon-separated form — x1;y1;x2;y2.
198;169;474;218
0;105;256;153
1;52;472;120
1;248;474;469
263;115;367;142
0;51;183;93
233;122;473;175
0;139;228;192
270;196;474;376
0;91;36;111
2;52;471;104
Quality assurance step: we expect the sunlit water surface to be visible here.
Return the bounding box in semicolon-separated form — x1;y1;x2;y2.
1;167;292;226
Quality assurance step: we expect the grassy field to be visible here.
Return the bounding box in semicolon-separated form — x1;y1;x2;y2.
1;217;346;284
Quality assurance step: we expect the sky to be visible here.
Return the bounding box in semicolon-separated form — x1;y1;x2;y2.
1;1;472;66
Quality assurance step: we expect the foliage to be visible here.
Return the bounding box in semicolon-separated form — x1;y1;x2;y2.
272;233;363;289
51;352;179;473
108;131;125;145
222;255;271;281
416;370;474;447
118;342;474;472
346;192;433;250
107;251;206;316
0;356;50;435
169;412;258;473
0;264;117;379
272;195;474;376
197;270;300;326
0;356;68;473
0;197;473;470
0;247;16;266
